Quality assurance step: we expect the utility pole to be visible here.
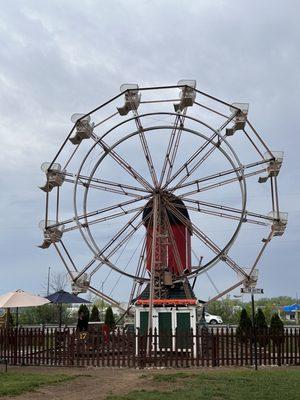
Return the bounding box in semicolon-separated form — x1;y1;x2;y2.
47;267;51;296
251;293;258;371
241;287;263;371
101;281;104;320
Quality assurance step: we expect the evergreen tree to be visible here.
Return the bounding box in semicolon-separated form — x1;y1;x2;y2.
77;304;90;332
78;304;90;321
104;306;115;329
254;308;268;346
254;308;268;331
236;308;252;340
270;313;284;346
90;305;100;322
270;313;284;334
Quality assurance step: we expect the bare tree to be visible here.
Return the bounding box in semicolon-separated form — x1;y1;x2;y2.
41;271;69;295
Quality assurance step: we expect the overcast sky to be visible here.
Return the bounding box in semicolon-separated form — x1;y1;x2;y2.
0;0;299;301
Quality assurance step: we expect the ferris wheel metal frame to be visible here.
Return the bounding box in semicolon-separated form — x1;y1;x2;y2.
39;81;287;314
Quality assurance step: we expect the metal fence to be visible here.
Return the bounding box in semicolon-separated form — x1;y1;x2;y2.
0;327;299;368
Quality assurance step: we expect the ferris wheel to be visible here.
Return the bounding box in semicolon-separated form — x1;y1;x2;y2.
38;80;287;317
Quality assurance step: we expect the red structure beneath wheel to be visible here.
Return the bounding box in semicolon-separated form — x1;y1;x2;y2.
142;194;192;277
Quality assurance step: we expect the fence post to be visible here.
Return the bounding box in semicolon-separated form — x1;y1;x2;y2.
69;329;75;366
13;328;18;365
251;293;258;370
136;328;141;369
211;334;217;367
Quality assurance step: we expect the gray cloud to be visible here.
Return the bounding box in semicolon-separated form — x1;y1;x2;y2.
0;0;299;300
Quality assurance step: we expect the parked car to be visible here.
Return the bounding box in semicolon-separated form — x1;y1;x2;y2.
204;312;223;325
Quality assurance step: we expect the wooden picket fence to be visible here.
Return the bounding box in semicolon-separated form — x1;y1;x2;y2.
0;327;299;368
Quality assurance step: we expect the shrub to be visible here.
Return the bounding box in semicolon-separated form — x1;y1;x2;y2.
255;308;268;330
270;313;284;345
78;304;90;321
270;313;284;346
90;305;100;322
270;313;284;332
254;308;268;346
77;304;90;332
236;308;252;341
18;304;73;326
104;306;115;329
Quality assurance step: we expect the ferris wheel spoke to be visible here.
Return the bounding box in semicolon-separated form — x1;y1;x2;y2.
91;207;144;259
89;209;153;278
159;112;186;187
181;197;275;223
169;158;272;194
64;172;150;197
128;238;147;307
105;215;152;300
177;168;267;198
47;196;149;231
164;111;237;189
77;210;151;280
88;285;125;310
93;136;154;191
78;207;144;279
183;203;268;226
108;234;145;297
89;223;148;279
204;278;247;305
52;242;76;277
165;200;248;278
133;111;159;187
64;206;145;233
66;178;145;199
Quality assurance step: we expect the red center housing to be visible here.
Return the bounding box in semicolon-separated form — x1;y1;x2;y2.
142;196;192;276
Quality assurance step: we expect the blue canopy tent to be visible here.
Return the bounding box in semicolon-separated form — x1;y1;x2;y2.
282;303;300;312
46;290;90;327
282;303;300;324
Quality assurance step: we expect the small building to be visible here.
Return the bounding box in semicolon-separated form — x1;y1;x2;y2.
134;282;198;350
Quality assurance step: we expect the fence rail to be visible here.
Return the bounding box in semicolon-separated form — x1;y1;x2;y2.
0;327;299;368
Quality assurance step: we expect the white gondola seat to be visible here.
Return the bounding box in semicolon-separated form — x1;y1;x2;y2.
117;84;141;116
258;151;283;183
270;211;288;237
243;269;259;289
40;162;65;193
226;103;249;136
174;80;196;112
262;212;288;242
69;114;93;145
71;272;90;294
38;220;64;249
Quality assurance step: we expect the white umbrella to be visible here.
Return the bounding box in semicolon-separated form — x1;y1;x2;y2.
0;289;50;308
0;289;50;326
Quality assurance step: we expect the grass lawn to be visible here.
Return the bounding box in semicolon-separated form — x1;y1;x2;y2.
108;368;300;400
0;372;75;397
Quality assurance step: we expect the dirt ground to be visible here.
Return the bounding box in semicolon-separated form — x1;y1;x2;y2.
5;365;296;400
4;365;194;400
